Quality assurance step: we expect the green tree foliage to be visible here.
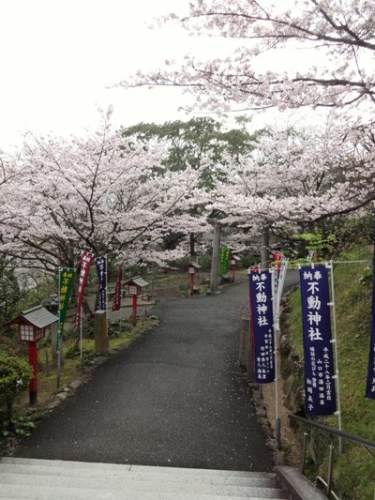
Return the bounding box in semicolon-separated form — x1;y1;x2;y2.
296;227;336;260
290;214;374;260
121;117;260;254
327;213;374;253
121;116;258;188
0;353;32;420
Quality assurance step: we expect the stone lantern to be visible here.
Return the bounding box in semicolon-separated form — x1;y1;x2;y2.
5;305;58;404
124;276;149;325
187;262;201;296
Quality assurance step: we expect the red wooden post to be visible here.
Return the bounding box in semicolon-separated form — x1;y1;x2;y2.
28;341;38;405
132;294;137;326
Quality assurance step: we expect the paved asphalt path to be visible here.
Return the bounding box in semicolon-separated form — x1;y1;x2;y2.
15;271;299;471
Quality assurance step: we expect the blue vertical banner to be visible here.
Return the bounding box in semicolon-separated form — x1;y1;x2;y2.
299;265;337;415
248;270;275;383
365;241;375;399
95;256;107;312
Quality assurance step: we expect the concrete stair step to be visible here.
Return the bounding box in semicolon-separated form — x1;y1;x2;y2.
0;459;277;487
0;473;285;499
0;485;288;500
1;457;273;476
0;458;287;500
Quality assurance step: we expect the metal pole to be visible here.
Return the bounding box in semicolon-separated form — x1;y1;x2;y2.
272;268;281;449
272;261;289;450
301;432;309;474
275;259;289;332
327;443;334;497
57;267;61;388
80;305;83;361
210;222;220;293
328;260;343;452
118;263;124;335
105;255;108;340
151;265;155;300
132;294;137;326
120;271;125;334
118;296;122;336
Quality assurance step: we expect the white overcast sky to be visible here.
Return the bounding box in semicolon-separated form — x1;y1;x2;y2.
0;0;324;154
0;0;200;152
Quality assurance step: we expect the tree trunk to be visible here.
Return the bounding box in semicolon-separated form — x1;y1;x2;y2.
260;227;270;269
82;296;95;322
210;222;221;293
6;397;13;422
189;233;195;256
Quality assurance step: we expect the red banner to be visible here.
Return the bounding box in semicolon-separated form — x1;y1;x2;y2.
112;265;123;311
76;251;94;329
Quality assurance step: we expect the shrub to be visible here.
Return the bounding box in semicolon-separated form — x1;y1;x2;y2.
0;353;32;420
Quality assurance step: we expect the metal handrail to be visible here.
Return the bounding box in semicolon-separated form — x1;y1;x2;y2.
288;414;375;499
316;476;340;500
289;414;375;451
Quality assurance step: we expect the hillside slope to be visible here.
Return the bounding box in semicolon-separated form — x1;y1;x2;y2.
282;246;375;500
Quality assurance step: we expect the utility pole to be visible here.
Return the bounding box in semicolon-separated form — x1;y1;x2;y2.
210;221;221;293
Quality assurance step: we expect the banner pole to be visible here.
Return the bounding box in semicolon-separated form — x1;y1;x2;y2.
327;260;343;452
80;305;83;362
272;268;281;449
365;211;375;400
76;251;94;363
57;267;61;389
119;266;123;335
119;306;122;336
105;255;108;340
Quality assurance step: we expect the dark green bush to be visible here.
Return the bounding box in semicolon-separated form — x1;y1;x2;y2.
0;353;32;420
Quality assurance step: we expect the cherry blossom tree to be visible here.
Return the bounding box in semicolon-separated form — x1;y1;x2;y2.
211;118;375;245
0;154;25;318
122;117;259;255
119;0;375;226
123;0;375;113
0;114;210;274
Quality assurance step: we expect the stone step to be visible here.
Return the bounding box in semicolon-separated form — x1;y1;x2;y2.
0;458;287;499
0;485;288;500
0;459;277;487
0;472;285;499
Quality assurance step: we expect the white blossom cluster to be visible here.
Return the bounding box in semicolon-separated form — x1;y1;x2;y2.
0;116;210;273
117;0;375;241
